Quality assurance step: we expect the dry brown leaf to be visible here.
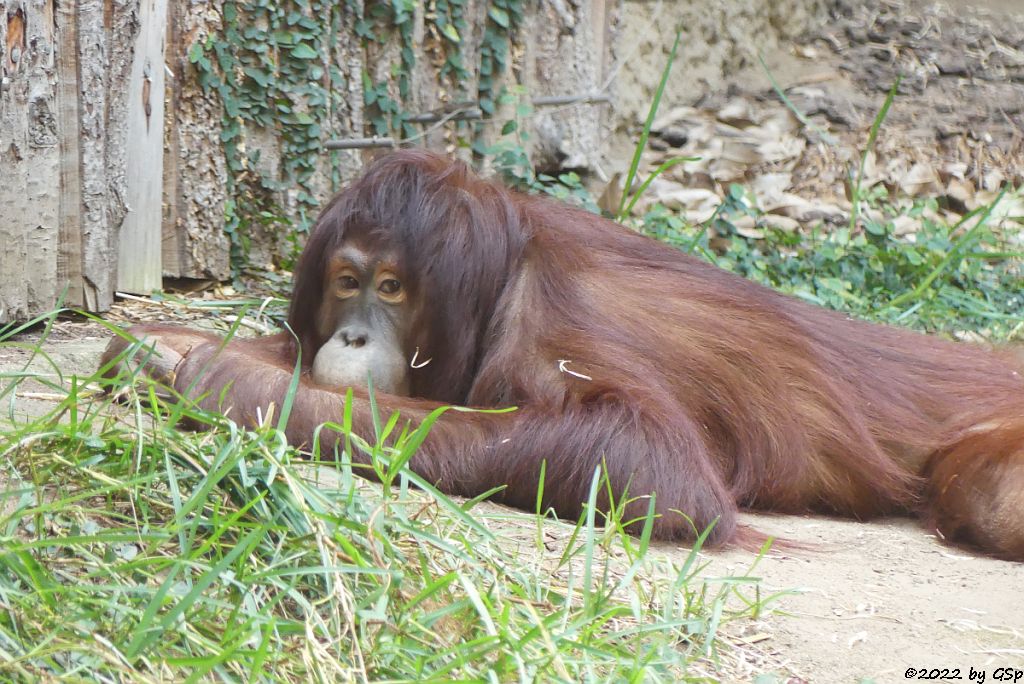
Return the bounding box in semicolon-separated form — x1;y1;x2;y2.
717;99;757;128
899;162;941;197
650;105;700;132
731;214;763;238
720;140;764;164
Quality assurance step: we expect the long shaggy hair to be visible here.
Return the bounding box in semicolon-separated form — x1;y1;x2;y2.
118;150;1024;558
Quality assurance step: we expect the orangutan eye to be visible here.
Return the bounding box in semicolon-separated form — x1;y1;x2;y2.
379;279;402;295
339;275;359;291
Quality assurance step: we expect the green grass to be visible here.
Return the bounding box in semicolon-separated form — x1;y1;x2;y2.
0;330;775;682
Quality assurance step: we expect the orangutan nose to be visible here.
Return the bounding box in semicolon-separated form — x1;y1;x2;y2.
339;329;368;348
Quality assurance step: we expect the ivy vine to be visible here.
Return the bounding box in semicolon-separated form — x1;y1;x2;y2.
189;0;525;273
190;0;346;271
435;0;470;85
361;0;417;138
477;0;522;117
361;0;524;146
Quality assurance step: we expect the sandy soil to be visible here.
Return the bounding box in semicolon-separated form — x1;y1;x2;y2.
702;516;1024;681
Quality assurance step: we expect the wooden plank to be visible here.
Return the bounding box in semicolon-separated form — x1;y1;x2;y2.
105;0;141;301
56;0;84;309
0;0;62;322
118;0;168;293
0;0;27;323
74;0;136;311
24;0;60;316
75;0;111;311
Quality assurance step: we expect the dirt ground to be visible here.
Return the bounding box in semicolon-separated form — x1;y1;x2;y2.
706;517;1024;681
4;0;1024;680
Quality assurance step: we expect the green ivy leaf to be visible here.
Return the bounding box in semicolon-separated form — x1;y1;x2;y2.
243;67;271;88
290;43;319;59
354;19;375;39
864;220;887;236
441;23;461;43
271;30;295;45
187;42;205;64
488;6;510;28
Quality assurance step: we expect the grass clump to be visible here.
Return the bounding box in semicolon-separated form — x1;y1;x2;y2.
0;334;772;682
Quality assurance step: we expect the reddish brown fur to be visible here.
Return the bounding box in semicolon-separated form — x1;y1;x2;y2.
101;150;1024;560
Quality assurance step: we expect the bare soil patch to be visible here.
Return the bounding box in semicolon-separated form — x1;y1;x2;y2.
700;516;1024;681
